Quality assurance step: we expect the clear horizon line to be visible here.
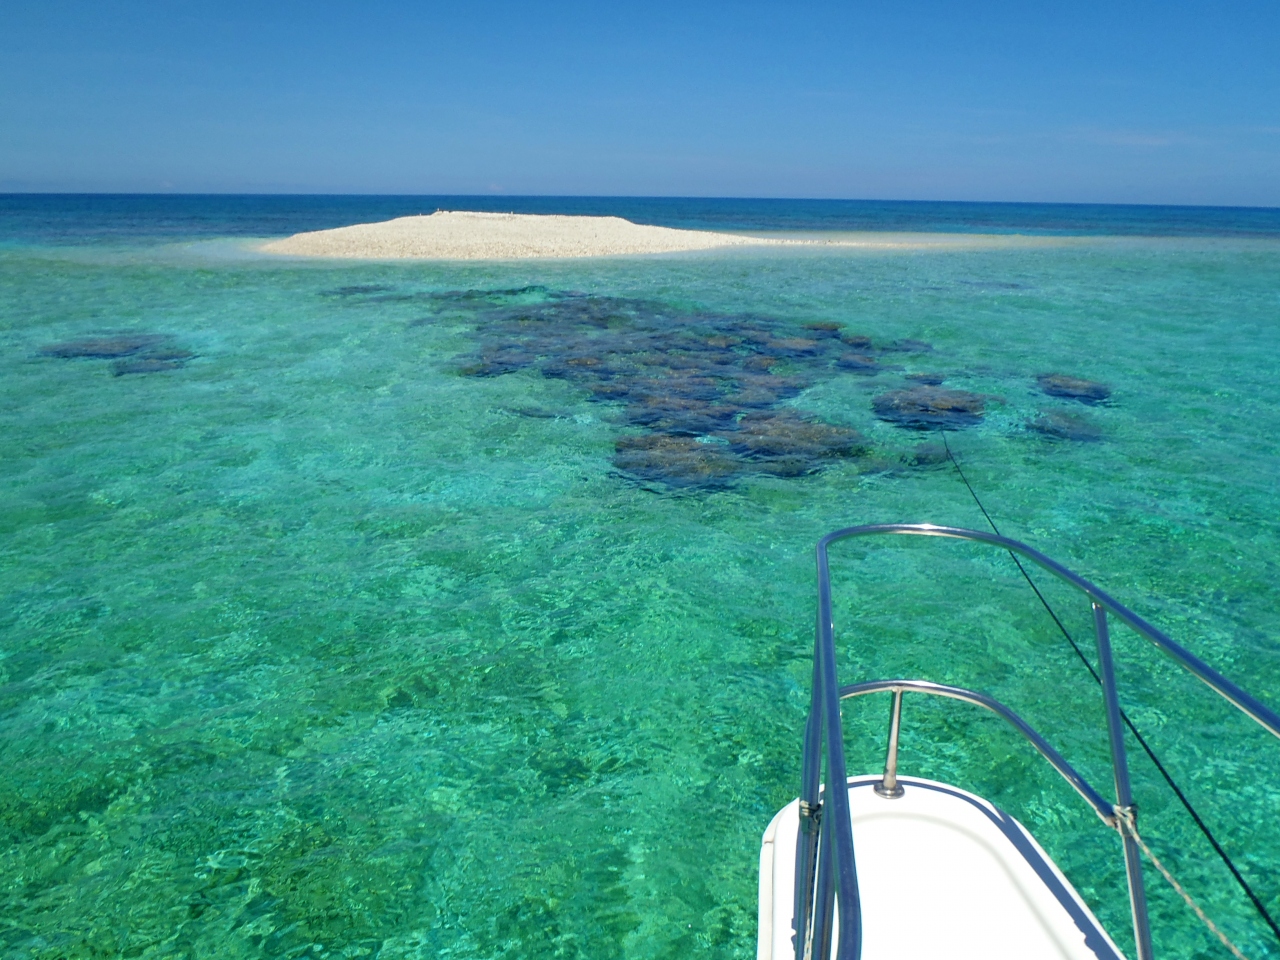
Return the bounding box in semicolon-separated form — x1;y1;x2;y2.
2;190;1280;213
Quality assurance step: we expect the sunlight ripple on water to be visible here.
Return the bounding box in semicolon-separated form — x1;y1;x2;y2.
2;197;1279;960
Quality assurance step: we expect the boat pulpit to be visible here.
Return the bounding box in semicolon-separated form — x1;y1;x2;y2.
759;524;1280;960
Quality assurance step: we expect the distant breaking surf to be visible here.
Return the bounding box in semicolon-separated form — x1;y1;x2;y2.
259;210;790;260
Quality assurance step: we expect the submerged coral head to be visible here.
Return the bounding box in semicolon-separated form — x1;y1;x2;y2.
1037;373;1111;404
873;385;993;429
39;334;167;359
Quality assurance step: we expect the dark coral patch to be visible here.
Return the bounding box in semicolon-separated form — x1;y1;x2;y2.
508;406;562;419
433;287;952;486
759;337;825;358
142;349;195;362
741;355;780;372
730;374;806;408
320;284;395;297
872;386;991;429
724;411;867;464
40;334;195;376
836;354;881;375
613;435;745;487
625;398;739;436
1029;411;1102;442
832;333;931;357
883;338;934;353
458;345;537;377
39;335;167;359
111;358;186;376
1037;374;1111;404
642;376;724;402
908;442;950;466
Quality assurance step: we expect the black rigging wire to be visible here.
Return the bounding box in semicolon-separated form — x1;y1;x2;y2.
940;432;1280;946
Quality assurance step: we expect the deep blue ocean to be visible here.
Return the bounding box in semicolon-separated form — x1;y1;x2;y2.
2;194;1279;960
4;194;1280;246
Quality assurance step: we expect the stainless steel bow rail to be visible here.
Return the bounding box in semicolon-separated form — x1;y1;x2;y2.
794;523;1280;960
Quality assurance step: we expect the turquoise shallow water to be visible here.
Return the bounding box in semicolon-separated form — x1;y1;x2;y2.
2;200;1280;960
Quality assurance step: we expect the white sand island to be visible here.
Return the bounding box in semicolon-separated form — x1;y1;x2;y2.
257;210;1072;261
259;210;788;260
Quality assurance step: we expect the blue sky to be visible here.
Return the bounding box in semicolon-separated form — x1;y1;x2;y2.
2;0;1278;204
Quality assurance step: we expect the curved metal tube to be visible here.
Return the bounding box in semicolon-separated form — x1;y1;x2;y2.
837;679;1116;823
818;524;1280;739
814;531;860;959
800;522;1279;960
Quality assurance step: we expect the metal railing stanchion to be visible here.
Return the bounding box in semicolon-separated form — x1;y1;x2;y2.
1094;602;1155;960
813;538;862;960
810;811;837;960
793;653;824;960
838;680;1115;821
875;689;905;799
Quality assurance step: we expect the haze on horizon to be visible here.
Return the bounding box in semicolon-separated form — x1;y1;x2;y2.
2;0;1278;207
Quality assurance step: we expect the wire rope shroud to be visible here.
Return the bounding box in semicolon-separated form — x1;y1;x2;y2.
937;433;1280;950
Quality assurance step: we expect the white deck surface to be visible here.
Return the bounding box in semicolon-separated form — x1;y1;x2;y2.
759;776;1126;960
